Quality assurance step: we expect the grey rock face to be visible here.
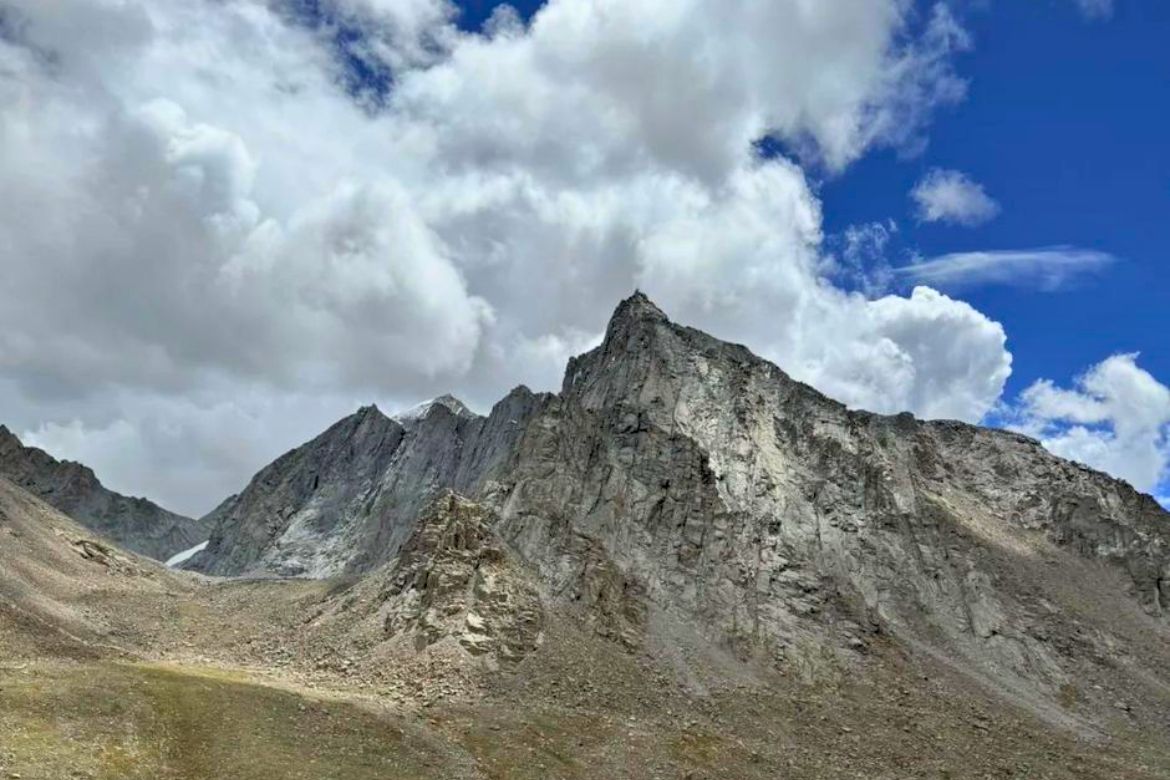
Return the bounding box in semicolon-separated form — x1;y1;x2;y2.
187;404;406;576
0;425;206;560
195;292;1170;707
188;388;550;577
492;294;1170;681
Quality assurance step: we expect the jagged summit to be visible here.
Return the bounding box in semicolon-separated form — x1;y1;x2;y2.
393;394;478;425
562;291;675;398
195;287;1169;587
609;289;668;326
188;387;538;577
189;293;1170;738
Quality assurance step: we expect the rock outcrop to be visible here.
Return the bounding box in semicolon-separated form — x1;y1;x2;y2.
0;426;207;560
311;492;545;665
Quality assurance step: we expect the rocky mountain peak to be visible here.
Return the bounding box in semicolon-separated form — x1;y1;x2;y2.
561;291;678;402
609;289;667;327
189;295;1170;724
187;384;543;577
328;403;397;439
394;394;478;425
8;295;1170;776
354;403;384;419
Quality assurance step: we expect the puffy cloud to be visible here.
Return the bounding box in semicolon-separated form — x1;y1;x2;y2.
1012;355;1170;495
910;168;1000;226
0;0;1017;512
897;246;1116;291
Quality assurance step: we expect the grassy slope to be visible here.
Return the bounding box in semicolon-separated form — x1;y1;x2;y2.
0;661;460;780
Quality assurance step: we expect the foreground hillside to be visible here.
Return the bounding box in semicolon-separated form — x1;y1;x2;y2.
3;294;1170;778
3;478;1170;779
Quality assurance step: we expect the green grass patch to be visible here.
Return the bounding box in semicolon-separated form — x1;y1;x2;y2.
0;662;454;780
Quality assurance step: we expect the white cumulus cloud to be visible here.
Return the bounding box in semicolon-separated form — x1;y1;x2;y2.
0;0;1023;514
1012;354;1170;495
911;167;1000;226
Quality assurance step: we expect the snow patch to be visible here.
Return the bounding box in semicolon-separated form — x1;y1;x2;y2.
393;394;476;424
166;540;208;567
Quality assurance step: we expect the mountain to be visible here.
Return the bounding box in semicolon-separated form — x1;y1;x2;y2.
0;425;208;560
190;292;1170;726
9;476;1158;780
5;293;1170;778
186;387;548;577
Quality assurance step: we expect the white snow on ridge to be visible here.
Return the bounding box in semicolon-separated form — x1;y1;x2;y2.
393;394;476;424
166;540;208;568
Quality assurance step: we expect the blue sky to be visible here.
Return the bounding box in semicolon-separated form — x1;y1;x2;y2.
822;1;1169;403
1;0;1167;513
439;1;1168;404
437;0;1170;503
446;0;1167;404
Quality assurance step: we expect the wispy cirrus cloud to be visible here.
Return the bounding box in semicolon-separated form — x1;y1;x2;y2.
1073;0;1114;20
897;246;1116;291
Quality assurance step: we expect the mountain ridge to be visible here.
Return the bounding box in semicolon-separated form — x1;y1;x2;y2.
189;294;1170;687
0;424;209;560
192;292;1169;588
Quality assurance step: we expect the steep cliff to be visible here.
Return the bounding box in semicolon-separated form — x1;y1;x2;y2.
485;292;1170;718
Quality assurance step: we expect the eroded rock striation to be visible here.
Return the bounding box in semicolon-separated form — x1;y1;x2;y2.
0;426;206;560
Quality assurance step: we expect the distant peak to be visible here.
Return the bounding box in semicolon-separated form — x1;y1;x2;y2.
394;394;477;424
610;290;667;326
352;403;390;423
0;424;22;449
432;394;472;413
